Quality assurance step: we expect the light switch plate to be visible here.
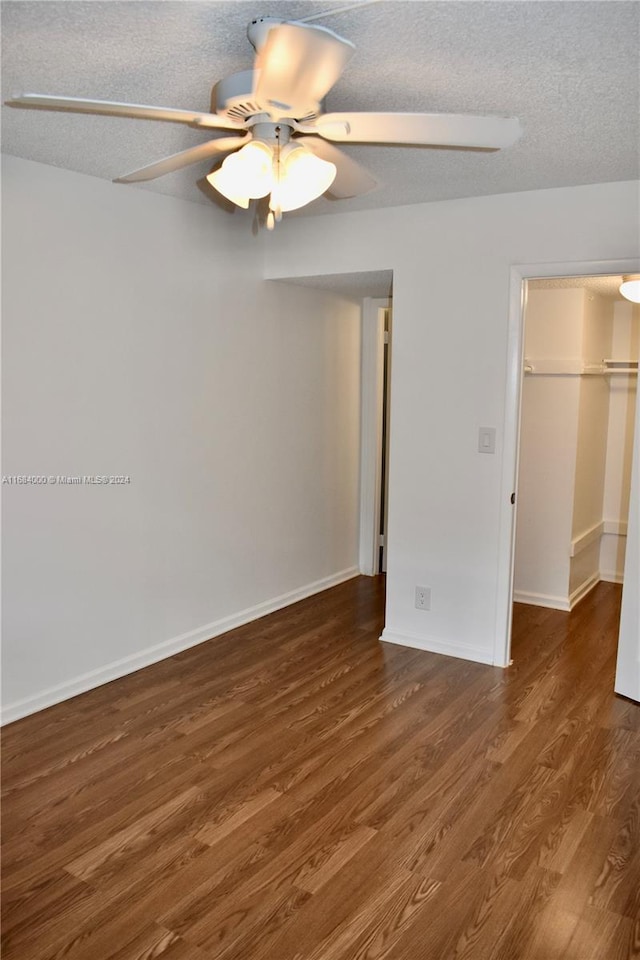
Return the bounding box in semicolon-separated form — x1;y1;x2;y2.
478;427;496;454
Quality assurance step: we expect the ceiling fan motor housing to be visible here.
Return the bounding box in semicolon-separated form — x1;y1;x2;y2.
214;70;264;124
247;17;285;52
213;70;319;126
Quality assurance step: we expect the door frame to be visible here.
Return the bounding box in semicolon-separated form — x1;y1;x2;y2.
494;257;640;668
359;297;390;575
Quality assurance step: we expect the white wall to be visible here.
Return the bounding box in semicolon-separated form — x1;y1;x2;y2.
2;156;362;722
265;180;640;665
514;377;580;606
600;301;639;580
570;293;613;598
514;289;583;607
524;288;585;365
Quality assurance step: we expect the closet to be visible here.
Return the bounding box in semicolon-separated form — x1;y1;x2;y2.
513;282;638;610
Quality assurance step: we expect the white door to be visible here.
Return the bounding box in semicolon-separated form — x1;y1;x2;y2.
615;380;640;702
359;298;392;576
379;307;392;572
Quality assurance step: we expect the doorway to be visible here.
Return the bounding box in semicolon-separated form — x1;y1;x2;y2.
513;276;638;612
495;259;640;701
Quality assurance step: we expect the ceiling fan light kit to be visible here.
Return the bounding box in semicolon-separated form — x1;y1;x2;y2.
206;128;337;214
5;14;523;228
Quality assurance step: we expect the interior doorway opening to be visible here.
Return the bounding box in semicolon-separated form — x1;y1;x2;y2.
513;276;638;612
498;260;640;702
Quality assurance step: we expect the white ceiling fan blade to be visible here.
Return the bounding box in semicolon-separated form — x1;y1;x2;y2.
5;95;243;131
255;23;354;117
114;136;251;183
297;137;377;198
311;112;523;149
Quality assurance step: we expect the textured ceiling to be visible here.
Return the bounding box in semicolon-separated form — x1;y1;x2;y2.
529;276;636;301
2;1;639;218
285;272;634;303
273;269;393;300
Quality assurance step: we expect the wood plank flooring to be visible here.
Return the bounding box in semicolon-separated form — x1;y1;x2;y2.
2;576;639;959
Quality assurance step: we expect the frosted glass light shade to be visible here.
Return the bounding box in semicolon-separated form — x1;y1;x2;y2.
620;277;640;303
272;147;336;212
206;163;250;207
234;141;273;197
207;141;274;207
207;140;336;214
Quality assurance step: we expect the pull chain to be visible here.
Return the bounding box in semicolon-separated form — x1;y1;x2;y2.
267;126;283;231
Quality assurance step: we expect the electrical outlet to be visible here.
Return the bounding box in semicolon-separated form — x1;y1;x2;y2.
415;586;431;610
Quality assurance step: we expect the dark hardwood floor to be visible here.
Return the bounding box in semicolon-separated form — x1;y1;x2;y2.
2;576;639;959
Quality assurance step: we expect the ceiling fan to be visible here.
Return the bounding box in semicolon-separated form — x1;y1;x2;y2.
6;16;523;228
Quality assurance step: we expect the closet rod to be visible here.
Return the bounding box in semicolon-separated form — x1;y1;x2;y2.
602;359;638;375
523;359;638;376
523;369;638;376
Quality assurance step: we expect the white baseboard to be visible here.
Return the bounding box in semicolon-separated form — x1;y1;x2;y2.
600;570;624;584
512;590;571;612
379;628;494;666
1;566;360;726
514;572;601;613
569;572;600;609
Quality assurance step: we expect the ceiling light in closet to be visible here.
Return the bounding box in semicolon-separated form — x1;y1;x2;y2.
619;276;640;303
